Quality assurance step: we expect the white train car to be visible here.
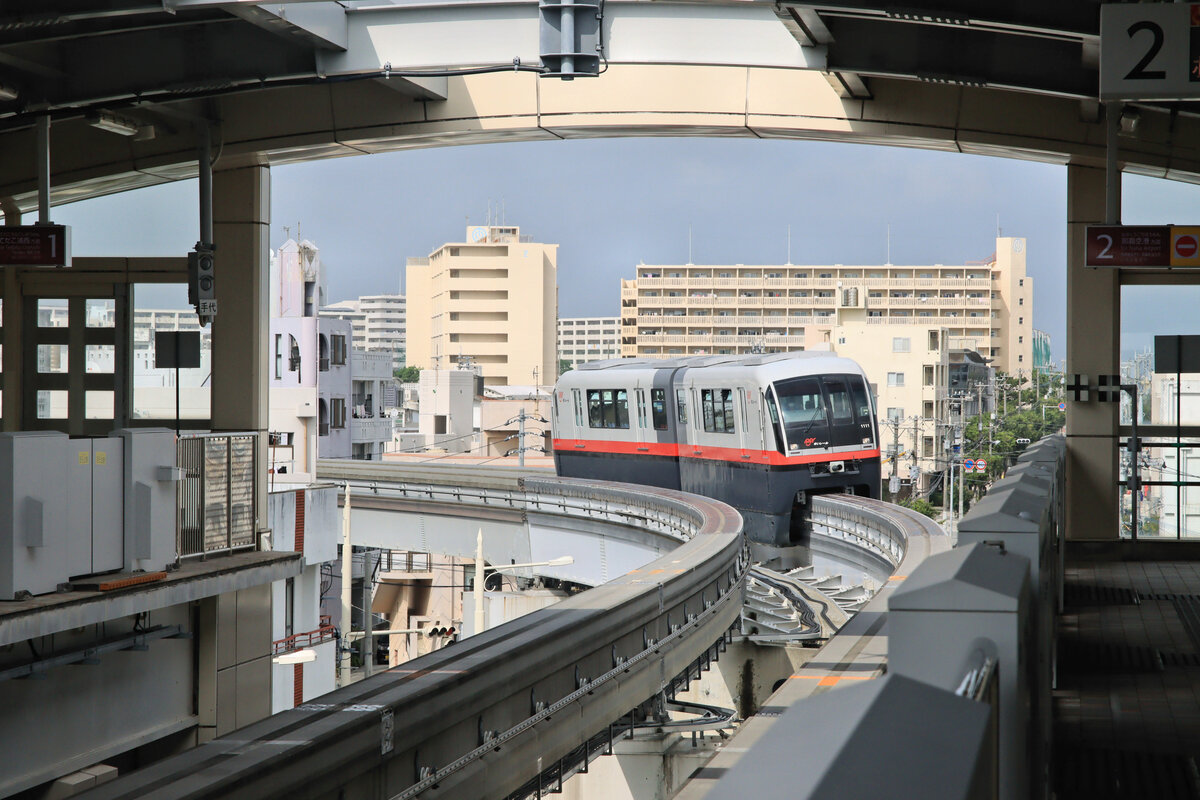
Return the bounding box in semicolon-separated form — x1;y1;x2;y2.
552;353;881;545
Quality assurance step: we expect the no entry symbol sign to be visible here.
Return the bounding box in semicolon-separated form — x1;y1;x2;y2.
1175;234;1199;260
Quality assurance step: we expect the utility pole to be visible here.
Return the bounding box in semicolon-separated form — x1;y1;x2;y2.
472;527;482;633
892;419;900;480
947;458;954;534
910;415;919;493
958;455;964;536
518;409;526;468
339;482;353;687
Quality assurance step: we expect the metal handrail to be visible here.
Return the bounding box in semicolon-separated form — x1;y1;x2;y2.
273;624;338;656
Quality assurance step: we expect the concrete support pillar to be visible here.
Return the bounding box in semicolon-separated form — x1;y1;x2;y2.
3;267;21;431
210;164;270;532
1065;163;1120;540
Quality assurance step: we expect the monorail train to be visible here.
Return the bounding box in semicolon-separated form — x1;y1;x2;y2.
551;353;882;546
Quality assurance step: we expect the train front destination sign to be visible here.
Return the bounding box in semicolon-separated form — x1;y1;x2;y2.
0;224;72;267
1086;225;1200;268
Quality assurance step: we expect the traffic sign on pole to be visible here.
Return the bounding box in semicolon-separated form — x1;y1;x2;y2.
964;458;975;472
976;459;988;473
1058;402;1066;411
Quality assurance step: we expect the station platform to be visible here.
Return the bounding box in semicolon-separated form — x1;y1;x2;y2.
1054;550;1200;799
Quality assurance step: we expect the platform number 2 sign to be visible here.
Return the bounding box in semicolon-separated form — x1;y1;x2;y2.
1101;4;1200;101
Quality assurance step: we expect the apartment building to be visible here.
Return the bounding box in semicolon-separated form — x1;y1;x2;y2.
558;316;620;371
620;237;1032;376
321;294;407;371
406;225;557;388
268;239;392;481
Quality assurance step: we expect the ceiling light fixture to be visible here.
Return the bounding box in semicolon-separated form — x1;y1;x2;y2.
0;85;17;102
87;111;139;136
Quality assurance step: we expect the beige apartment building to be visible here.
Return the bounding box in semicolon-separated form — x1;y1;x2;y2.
407;226;557;388
833;323;955;495
620;236;1032;376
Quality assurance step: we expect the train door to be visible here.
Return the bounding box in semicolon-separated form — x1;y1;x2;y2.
571;388;584;437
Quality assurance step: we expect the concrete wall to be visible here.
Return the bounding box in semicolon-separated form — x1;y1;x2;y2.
0;605;195;798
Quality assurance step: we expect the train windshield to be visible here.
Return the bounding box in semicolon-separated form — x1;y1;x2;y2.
771;376;830;452
772;373;875;452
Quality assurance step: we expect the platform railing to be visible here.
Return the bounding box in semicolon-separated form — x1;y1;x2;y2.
177;431;260;558
273;619;337;656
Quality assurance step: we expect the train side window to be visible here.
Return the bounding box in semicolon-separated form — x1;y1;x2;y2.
573;389;583;427
765;391;786;454
587;390;602;427
700;388;735;434
615;389;629;428
651;389;668;430
676;390;688;424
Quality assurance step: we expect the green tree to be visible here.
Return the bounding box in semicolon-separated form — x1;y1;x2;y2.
559;359;573;377
901;498;940;520
394;366;421;383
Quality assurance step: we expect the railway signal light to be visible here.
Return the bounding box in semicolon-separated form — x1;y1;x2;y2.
188;241;217;325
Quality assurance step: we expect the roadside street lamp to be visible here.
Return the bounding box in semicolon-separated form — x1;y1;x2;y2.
473;528;573;634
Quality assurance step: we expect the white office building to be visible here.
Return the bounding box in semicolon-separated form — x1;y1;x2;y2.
557;316;621;372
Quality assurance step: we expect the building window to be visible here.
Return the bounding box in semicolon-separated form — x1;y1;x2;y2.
1019;335;1023;343
892;337;911;353
1018;355;1024;363
700;389;736;433
331;398;347;428
1019;297;1024;305
887;407;904;421
924;365;934;386
1018;317;1024;325
332;334;347;365
887;372;905;387
288;335;301;374
1018;279;1024;287
274;334;282;379
587;389;630;429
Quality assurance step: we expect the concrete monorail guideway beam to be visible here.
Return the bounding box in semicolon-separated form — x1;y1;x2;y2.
2;1;1200;213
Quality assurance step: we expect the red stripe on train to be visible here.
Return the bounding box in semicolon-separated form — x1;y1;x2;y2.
552;438;880;467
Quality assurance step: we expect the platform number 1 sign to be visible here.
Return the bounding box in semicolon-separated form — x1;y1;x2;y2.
1101;4;1200;101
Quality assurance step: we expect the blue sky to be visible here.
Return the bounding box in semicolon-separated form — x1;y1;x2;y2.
52;137;1200;361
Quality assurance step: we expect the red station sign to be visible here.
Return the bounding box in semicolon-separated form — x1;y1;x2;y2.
1086;225;1200;268
0;225;72;267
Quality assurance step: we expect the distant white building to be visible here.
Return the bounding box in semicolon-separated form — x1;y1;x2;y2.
269;240;353;483
557;316;620;372
322;294;406;371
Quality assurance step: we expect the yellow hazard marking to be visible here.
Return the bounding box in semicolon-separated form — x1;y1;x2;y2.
790;674;876;685
96;452;107;465
888;575;907;581
78;451;89;465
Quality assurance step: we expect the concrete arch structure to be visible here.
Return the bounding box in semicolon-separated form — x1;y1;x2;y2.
0;1;1192;543
1;2;1200;210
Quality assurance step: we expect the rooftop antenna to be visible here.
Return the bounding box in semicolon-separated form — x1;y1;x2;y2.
688;223;693;265
282;225;291;243
886;223;891;265
501;197;506;226
996;213;1002;238
787;224;792;265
